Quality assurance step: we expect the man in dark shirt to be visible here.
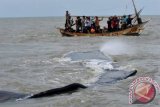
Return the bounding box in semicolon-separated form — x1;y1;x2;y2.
127;15;133;27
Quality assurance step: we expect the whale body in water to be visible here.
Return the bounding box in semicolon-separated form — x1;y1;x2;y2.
0;50;138;103
0;70;137;103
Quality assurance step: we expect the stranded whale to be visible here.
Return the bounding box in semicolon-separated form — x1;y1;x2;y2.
0;70;137;103
0;83;87;103
0;51;138;103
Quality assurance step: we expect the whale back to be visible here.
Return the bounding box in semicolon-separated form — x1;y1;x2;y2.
29;83;87;98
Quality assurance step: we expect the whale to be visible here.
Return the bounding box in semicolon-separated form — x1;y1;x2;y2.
0;83;87;103
0;70;137;103
0;50;138;103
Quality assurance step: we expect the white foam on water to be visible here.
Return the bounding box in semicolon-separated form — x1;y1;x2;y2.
84;59;113;72
53;57;72;63
81;59;114;84
116;64;135;71
54;54;114;84
16;94;33;101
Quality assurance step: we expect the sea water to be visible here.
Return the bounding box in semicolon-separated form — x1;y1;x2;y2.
0;16;160;107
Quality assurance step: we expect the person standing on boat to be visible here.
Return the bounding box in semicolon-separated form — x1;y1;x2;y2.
65;18;74;32
81;16;86;33
107;17;112;32
116;16;120;30
84;17;92;33
127;15;133;27
112;16;119;31
65;11;70;29
65;11;74;32
121;15;127;29
75;16;82;32
94;16;103;33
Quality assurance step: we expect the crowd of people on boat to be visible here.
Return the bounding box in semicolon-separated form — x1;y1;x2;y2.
65;11;140;33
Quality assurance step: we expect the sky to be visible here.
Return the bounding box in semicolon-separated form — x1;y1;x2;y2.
0;0;159;17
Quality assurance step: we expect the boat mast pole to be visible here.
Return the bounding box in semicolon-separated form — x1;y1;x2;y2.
132;0;138;17
132;0;142;24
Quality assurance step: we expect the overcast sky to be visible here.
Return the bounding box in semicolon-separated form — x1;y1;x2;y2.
0;0;159;17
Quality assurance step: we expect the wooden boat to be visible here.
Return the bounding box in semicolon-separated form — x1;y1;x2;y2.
58;0;149;37
58;20;148;37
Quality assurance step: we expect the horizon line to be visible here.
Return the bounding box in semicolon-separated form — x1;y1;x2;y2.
0;14;160;19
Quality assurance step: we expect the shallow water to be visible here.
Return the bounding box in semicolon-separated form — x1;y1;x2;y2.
0;16;160;107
